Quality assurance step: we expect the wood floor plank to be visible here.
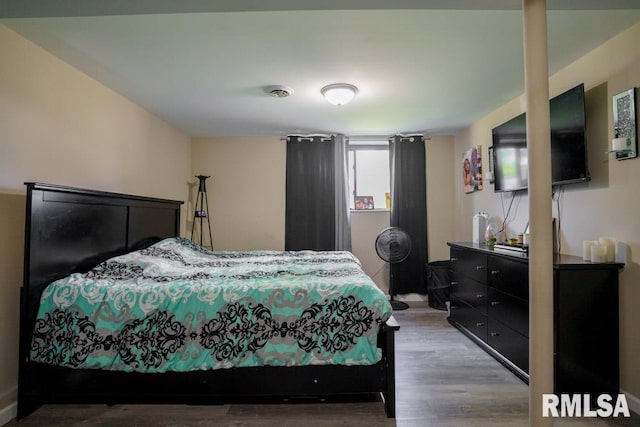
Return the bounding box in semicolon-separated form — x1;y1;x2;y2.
7;305;640;426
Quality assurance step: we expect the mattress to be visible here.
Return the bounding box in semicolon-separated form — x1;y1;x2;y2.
30;238;393;373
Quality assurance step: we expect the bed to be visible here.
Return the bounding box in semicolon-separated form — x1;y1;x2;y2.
18;182;400;419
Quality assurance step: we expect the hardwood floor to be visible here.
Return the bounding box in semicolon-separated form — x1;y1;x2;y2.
8;305;640;426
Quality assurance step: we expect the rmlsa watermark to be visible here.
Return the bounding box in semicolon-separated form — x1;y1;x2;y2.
542;394;630;418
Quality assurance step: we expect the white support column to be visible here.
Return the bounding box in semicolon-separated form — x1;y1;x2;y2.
522;0;554;426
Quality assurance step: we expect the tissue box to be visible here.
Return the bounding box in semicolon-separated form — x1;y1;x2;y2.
473;213;487;244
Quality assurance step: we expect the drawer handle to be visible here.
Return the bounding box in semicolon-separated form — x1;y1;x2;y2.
451;281;459;286
476;294;485;299
491;270;501;276
476;322;485;327
491;301;501;306
451;257;457;262
491;332;500;337
476;265;484;270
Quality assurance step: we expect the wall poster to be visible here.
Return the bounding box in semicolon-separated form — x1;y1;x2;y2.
462;145;483;194
613;88;638;160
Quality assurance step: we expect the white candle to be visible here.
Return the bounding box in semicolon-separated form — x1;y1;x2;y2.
582;240;594;261
612;137;628;152
590;244;607;263
599;237;616;263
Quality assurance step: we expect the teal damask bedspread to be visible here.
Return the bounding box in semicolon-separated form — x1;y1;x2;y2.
30;238;393;373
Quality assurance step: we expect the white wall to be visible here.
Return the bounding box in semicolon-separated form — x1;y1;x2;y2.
191;137;286;251
426;136;456;261
351;210;391;291
454;21;640;403
0;24;191;421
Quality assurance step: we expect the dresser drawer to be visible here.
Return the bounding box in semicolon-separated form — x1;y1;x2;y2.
449;298;488;343
450;276;487;315
488;287;528;337
451;248;487;284
488;320;529;374
488;255;528;300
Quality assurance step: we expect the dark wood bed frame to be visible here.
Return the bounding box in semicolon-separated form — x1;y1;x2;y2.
18;182;400;419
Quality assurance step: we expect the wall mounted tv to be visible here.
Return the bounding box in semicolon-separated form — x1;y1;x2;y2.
492;83;591;192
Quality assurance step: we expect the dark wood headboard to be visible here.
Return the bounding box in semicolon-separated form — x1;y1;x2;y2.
19;182;183;370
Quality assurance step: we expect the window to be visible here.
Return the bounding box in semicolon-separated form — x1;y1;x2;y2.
348;140;390;210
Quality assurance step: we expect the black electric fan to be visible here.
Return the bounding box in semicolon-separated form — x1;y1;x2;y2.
375;227;412;310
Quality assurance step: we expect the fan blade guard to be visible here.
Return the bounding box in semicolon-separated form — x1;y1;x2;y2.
375;227;412;263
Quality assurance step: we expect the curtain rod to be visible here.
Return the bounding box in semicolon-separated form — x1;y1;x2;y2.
346;135;390;141
279;134;430;141
280;134;332;141
345;134;428;141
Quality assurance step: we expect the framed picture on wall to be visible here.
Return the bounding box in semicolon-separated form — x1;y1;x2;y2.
354;196;374;210
462;145;483;193
613;88;638;160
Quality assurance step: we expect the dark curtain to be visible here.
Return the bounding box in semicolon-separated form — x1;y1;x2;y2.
285;136;335;251
333;134;352;251
389;135;428;295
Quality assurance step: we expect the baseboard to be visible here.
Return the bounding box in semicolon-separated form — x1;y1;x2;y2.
391;293;426;302
0;401;17;426
622;389;640;416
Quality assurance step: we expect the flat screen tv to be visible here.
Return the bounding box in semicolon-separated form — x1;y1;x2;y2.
492;83;591;192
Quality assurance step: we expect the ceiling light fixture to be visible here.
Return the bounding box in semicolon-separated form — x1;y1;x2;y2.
321;83;358;106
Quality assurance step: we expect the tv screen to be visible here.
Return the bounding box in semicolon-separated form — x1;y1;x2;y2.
493;113;528;192
492;83;590;192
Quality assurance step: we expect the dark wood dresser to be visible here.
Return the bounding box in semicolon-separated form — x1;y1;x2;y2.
447;242;621;396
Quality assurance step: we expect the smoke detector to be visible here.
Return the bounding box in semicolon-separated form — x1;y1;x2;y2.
266;85;294;98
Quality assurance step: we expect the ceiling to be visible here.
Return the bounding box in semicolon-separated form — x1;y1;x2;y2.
2;1;640;137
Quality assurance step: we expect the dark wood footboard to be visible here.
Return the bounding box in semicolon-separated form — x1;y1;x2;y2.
382;315;400;417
